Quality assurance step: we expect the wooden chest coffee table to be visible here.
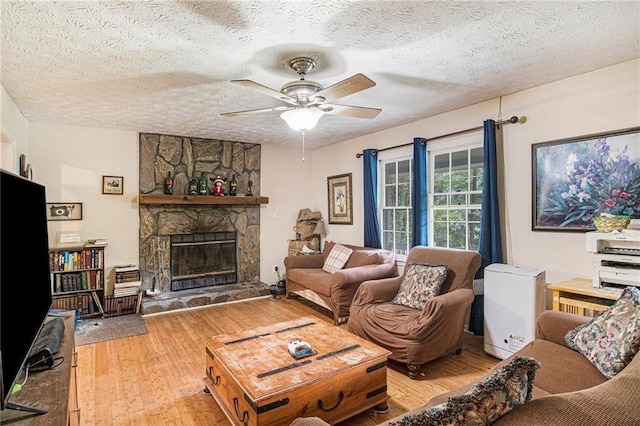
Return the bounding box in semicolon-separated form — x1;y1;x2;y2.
203;317;391;425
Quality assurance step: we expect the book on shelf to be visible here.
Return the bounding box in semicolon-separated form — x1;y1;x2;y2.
81;271;88;290
114;279;141;298
116;271;140;283
86;239;107;247
104;292;140;317
114;280;141;289
114;288;140;298
91;291;104;315
115;264;138;272
115;265;140;284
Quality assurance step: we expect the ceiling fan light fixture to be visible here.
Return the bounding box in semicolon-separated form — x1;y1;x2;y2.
281;108;324;131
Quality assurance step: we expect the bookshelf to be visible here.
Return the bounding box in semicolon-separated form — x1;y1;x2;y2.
49;245;105;318
104;265;141;317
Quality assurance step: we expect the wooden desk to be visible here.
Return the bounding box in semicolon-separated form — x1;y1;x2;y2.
547;278;621;316
1;313;78;425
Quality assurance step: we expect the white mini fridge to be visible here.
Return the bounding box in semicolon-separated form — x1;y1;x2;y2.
483;263;546;359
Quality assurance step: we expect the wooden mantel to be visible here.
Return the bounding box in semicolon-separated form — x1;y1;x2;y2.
140;194;269;205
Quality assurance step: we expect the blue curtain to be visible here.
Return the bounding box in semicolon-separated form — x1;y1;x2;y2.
412;137;428;247
477;119;504;275
469;119;504;336
363;149;382;248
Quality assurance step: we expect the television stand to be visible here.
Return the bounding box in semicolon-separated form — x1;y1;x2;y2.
1;313;78;425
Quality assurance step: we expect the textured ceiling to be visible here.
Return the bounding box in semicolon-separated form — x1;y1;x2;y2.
1;1;639;150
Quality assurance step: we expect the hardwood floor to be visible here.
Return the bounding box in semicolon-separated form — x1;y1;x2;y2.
76;297;500;425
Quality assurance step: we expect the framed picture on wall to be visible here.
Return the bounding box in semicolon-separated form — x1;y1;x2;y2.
46;202;83;221
102;175;124;195
327;173;353;225
532;126;640;231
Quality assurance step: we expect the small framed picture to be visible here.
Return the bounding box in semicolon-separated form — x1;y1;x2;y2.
46;203;83;221
327;173;353;225
102;175;124;195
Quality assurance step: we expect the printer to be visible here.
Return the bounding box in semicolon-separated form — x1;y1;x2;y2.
585;231;640;289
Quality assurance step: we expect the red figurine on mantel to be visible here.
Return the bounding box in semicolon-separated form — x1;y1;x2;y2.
212;176;225;196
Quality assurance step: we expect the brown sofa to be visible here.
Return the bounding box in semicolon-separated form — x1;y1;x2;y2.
292;310;640;425
284;241;397;325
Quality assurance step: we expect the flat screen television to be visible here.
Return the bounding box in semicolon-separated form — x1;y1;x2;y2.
0;169;53;413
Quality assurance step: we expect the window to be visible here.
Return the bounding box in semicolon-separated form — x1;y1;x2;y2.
430;142;483;250
379;149;412;258
377;138;483;257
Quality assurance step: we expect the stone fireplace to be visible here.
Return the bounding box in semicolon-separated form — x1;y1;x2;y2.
137;133;270;314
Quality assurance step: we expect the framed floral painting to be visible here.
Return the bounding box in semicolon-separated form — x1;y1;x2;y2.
327;173;353;224
532;126;640;231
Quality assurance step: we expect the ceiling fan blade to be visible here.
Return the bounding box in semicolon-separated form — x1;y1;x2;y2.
231;80;298;105
323;104;381;119
220;105;293;117
313;73;376;103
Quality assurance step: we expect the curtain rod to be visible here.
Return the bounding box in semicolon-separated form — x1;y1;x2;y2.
355;115;520;158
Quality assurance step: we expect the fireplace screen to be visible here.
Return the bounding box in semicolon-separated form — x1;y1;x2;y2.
170;232;237;291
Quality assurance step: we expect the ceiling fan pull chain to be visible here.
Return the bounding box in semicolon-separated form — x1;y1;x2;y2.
301;130;306;161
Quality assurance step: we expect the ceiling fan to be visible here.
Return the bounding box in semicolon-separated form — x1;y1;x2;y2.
221;57;381;131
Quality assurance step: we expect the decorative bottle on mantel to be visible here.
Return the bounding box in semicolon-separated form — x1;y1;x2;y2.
229;174;238;196
198;172;208;196
164;171;173;195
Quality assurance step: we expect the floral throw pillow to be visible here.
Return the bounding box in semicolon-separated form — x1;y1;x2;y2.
322;243;353;273
565;286;640;379
391;262;449;310
388;356;541;426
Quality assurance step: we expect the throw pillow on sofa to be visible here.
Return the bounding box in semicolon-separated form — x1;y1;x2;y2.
322;243;354;273
388;355;541;426
565;285;640;379
391;262;449;310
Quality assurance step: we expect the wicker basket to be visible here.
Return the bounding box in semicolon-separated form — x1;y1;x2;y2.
592;216;631;233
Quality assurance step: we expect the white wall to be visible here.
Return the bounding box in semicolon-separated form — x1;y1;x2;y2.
500;59;639;282
311;59;640;283
0;85;29;173
28;121;139;292
2;58;638;290
260;144;316;284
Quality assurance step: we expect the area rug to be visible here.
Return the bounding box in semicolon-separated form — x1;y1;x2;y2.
75;314;148;346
